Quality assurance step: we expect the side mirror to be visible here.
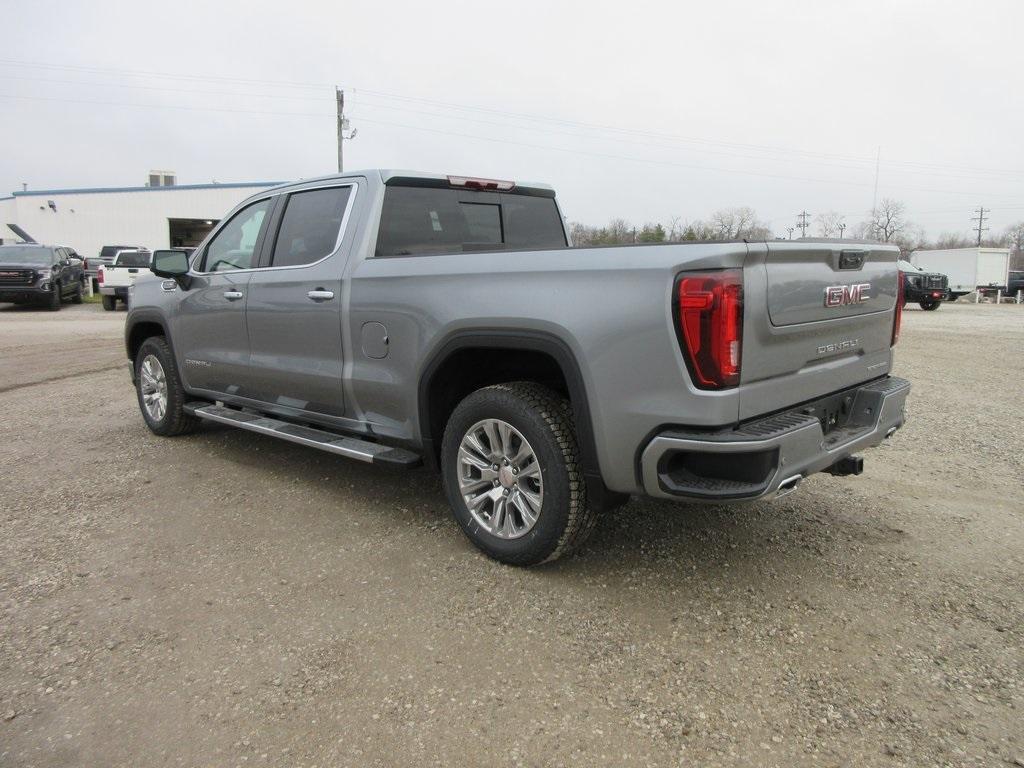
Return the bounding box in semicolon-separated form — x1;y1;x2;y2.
151;249;192;288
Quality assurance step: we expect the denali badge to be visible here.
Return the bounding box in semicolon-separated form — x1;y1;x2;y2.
817;338;860;355
185;358;212;368
824;283;871;307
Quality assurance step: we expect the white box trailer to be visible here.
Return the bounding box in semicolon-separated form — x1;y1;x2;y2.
910;247;1010;299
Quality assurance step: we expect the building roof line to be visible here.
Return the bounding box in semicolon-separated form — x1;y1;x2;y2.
11;182;282;197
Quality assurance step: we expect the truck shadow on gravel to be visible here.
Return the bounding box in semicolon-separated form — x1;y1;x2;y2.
191;421;896;581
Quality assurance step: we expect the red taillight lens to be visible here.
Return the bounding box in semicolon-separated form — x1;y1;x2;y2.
676;270;743;389
97;269;104;285
892;270;903;345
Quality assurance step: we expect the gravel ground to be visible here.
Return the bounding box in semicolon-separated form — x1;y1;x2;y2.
0;301;1021;768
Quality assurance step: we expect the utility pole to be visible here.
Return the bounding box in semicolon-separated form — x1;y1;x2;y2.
971;206;989;246
871;145;881;218
336;88;344;173
335;87;357;173
786;226;794;240
796;211;810;238
838;222;846;239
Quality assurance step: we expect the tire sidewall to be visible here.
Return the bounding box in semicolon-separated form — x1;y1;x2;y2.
441;388;573;564
135;338;179;435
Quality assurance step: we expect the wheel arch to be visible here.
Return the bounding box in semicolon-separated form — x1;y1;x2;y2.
417;329;627;512
125;311;175;384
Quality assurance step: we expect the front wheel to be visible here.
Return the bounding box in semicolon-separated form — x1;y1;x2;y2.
46;286;61;311
134;336;199;436
441;382;598;566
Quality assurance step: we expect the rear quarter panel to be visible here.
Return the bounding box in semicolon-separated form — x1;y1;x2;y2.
346;242;750;493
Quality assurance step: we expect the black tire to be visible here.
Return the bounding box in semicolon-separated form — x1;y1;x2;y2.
134;336;199;437
71;282;83;304
101;295;117;311
46;286;61;311
919;300;940;311
441;382;597;566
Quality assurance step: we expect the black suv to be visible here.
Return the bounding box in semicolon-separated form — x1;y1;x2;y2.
0;244;85;310
899;259;949;310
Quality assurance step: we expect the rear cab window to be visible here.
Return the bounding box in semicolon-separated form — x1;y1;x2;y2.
115;251;152;268
375;181;567;257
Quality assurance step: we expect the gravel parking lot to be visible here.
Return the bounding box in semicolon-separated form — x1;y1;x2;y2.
1;301;1021;767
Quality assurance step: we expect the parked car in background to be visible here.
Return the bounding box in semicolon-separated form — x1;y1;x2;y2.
85;244;148;291
1005;270;1024;300
898;259;948;310
0;244;84;310
99;249;152;310
125;170;910;566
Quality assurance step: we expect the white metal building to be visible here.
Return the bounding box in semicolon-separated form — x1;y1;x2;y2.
0;181;280;258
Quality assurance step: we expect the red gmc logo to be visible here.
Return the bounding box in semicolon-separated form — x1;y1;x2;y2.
824;283;871;307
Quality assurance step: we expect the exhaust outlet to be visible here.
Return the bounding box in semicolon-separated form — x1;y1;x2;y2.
826;455;864;477
776;474;803;496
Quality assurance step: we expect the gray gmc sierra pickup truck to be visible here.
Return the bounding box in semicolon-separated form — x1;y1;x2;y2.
125;170;910;565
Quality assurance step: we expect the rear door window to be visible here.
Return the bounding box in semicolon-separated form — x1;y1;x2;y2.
375;185;566;257
270;186;352;267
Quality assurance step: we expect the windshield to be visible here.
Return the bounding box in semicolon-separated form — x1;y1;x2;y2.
897;259;921;272
0;246;53;264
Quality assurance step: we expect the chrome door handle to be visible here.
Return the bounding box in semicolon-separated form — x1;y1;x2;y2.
223;290;244;301
307;289;335;301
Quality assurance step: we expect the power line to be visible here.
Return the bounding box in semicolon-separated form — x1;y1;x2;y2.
1;57;1023;179
971;206;990;245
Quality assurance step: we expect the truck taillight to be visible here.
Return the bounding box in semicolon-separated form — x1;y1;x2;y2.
892;270;903;346
98;269;104;285
675;270;743;390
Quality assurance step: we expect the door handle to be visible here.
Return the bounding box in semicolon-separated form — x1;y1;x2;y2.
223;290;244;301
307;289;335;301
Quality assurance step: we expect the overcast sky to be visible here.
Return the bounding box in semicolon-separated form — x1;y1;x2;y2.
3;0;1022;238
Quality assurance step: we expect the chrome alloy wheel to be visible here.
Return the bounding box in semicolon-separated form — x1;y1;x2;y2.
139;354;168;422
457;418;544;540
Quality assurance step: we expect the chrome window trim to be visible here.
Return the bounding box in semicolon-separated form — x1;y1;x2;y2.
189;182;359;276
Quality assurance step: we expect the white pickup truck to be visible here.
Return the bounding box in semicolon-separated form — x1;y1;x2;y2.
98;249;151;310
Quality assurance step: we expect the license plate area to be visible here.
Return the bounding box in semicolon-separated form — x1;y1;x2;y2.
797;388;859;435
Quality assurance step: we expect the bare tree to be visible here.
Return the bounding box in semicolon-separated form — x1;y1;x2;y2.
1006;221;1024;270
703;207;771;240
814;211;845;238
1004;221;1024;252
866;198;908;242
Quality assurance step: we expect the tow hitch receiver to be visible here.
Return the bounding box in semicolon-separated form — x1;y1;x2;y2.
826;455;864;477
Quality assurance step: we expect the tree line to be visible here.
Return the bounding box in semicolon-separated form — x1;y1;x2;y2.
569;199;1024;269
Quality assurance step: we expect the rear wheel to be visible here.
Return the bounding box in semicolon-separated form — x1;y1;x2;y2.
134;336;199;436
919;300;941;311
71;282;83;304
102;295;116;311
441;382;598;566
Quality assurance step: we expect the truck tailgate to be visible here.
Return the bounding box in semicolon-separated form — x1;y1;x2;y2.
738;242;899;421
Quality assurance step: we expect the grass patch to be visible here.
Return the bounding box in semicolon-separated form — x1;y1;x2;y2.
81;293;102;304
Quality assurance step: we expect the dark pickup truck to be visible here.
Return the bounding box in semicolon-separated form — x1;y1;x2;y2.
0;244;85;310
1006;270;1024;300
899;259;948;310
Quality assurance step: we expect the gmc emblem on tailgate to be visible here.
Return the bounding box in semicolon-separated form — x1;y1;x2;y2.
824;283;871;307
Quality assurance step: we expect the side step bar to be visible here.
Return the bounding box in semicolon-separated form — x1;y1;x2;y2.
185;404;421;468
